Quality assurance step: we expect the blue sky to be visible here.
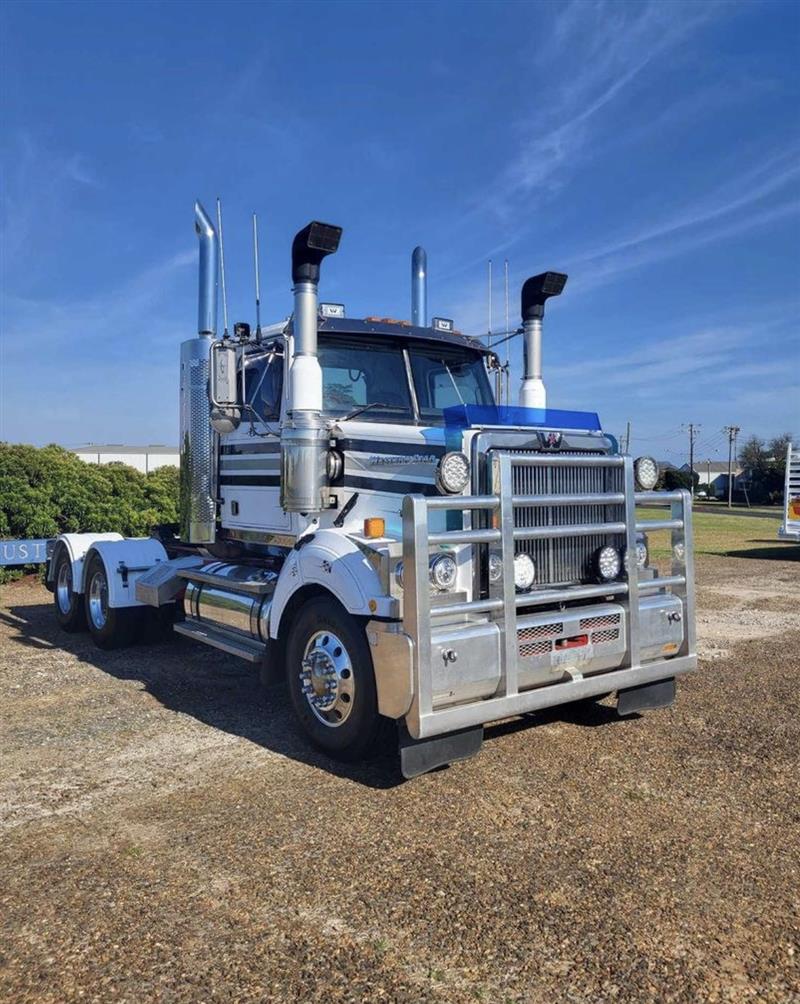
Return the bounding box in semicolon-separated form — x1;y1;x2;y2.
1;0;798;466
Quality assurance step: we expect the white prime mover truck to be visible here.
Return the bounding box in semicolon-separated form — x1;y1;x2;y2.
47;203;696;776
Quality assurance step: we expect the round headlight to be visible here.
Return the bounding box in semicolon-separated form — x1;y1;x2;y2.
513;552;535;592
594;545;622;582
436;452;470;494
394;560;404;589
634;456;659;491
429;553;458;591
488;552;503;584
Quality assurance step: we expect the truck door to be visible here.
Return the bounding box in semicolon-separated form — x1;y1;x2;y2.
218;341;292;537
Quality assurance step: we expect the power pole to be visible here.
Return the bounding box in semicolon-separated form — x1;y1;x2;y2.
724;425;740;508
621;420;631;454
684;423;700;496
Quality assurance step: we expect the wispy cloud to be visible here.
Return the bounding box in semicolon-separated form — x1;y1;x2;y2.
569;195;800;294
487;0;722;217
570;147;800;268
0;134;100;271
1;249;194;442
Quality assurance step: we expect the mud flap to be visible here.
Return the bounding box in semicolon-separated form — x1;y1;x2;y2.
398;723;484;779
617;676;676;716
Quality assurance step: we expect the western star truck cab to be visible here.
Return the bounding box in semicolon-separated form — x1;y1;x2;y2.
47;203;696;777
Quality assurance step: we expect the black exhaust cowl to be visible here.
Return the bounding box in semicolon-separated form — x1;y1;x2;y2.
521;271;568;320
291;221;343;284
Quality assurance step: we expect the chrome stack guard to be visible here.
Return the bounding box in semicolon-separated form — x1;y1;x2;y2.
401;453;696;739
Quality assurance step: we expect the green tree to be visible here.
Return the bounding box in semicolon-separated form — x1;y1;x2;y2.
661;468;697;492
0;444;180;577
738;433;793;504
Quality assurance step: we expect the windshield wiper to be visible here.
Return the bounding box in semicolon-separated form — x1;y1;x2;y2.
341;401;392;421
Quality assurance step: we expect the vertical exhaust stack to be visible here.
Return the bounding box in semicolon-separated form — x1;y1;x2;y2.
281;221;342;513
519;271;567;410
411;246;427;326
195;201;219;336
179;201;219;544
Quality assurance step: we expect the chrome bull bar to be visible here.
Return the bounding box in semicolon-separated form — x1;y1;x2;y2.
401;453;696;739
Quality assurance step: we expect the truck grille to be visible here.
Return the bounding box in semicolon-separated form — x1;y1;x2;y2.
510;455;625;587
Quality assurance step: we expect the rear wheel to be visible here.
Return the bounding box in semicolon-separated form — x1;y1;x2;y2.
84;553;139;650
53;549;86;633
286;597;390;760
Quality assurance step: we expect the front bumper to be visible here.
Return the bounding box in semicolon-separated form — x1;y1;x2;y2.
369;593;692;736
373;452;697;740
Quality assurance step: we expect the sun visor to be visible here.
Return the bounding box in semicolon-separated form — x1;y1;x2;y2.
443;404;601;432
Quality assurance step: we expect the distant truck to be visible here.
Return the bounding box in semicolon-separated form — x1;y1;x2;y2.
779;443;800;543
45;201;697;777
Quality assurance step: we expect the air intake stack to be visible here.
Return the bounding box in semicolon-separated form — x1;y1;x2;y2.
519;271;567;410
281;221;342;513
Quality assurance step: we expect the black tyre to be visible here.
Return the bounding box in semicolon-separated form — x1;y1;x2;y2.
286;596;390;760
83;553;140;650
53;548;87;633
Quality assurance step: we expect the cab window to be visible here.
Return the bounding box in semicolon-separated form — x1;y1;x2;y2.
409;345;494;421
244;350;283;421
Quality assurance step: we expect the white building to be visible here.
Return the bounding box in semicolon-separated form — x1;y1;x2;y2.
72;445;179;474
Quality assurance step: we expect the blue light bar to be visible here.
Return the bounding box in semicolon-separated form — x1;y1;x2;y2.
443;404;602;432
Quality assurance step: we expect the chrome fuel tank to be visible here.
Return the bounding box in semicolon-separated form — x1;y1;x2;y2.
183;562;278;643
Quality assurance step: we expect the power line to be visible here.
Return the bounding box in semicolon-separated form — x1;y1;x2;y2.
683;423;700;495
723;425;740;508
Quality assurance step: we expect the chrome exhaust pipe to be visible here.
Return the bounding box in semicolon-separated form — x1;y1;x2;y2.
519;271;567;410
412;246;427;326
194;201;218;337
179;201;219;544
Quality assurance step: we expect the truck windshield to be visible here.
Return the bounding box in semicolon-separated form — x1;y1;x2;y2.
318;338;415;422
318;335;494;424
408;345;494;422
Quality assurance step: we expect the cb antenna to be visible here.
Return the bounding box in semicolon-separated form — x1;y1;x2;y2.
252;213;262;340
216;197;229;339
502;258;510;405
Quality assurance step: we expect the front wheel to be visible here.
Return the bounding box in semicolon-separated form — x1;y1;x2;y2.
83;553;139;650
286;597;390;761
53;549;87;632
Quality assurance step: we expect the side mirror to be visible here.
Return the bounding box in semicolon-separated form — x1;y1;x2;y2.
210;341;241;434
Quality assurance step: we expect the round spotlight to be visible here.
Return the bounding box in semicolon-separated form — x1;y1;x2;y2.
634;456;659;491
594;545;622;582
488;552;503;584
513;552;536;591
429;553;458;591
436;452;470;494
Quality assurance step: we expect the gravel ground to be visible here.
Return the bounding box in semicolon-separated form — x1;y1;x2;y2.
1;553;798;1003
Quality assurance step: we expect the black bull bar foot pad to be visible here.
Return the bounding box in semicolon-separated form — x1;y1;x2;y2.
399;724;484;779
617;676;676;717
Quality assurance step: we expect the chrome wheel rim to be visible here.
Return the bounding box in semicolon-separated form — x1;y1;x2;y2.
56;561;72;614
88;569;108;630
300;630;355;728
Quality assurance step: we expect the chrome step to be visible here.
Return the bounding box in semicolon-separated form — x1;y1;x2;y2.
173;619;266;663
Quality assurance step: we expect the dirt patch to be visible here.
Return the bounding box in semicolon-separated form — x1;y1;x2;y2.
1;555;798;1003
